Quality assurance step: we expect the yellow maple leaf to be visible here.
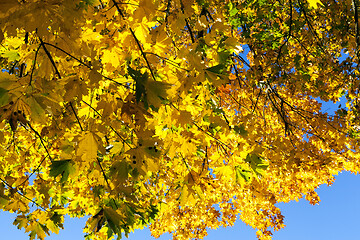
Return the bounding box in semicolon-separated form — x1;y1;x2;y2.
307;0;324;9
77;132;105;162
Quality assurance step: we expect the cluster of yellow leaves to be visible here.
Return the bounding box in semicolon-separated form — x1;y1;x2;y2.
0;0;360;240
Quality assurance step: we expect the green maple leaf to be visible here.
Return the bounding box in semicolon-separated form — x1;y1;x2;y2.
205;64;226;74
128;66;148;107
49;160;75;183
0;50;19;62
235;166;252;183
0;87;9;107
245;154;269;177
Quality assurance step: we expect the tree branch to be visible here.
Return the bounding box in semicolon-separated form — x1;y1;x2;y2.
69;102;84;131
353;0;360;66
39;38;61;78
129;28;158;82
29;44;41;86
0;177;46;211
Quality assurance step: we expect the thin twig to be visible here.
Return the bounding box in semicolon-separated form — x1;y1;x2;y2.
39;38;61;78
29;45;41;86
81;100;133;148
185;18;195;43
43;41;131;89
28;122;53;161
251;88;262;114
111;0;158;82
17;155;48;189
192;122;231;149
0;177;46;211
96;157;112;192
144;52;190;72
69;102;84;131
43;42;91;68
129;28;157;82
297;0;327;54
277;0;293;63
111;0;125;18
180;153;195;183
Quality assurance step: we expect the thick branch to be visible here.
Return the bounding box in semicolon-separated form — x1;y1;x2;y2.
353;0;360;65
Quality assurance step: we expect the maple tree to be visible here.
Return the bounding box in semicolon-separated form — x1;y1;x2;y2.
0;0;360;239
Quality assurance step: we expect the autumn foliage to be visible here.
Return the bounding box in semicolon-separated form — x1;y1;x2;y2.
0;0;360;239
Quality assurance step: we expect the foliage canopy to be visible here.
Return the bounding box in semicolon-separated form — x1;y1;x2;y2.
0;0;360;239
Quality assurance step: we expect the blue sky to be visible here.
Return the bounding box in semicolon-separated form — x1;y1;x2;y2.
0;171;359;240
